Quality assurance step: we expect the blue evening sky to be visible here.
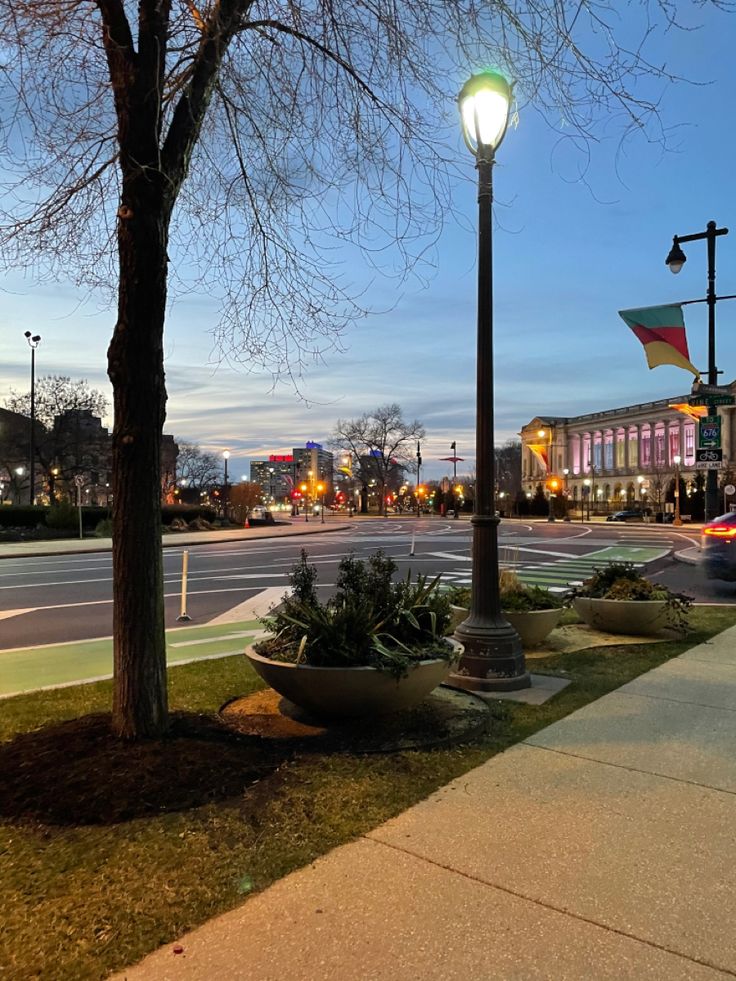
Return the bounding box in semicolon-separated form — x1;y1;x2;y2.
1;4;735;482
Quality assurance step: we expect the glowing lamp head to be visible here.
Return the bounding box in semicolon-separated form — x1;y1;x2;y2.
458;70;512;158
665;238;686;274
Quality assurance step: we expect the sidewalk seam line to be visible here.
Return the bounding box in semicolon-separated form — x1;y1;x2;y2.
521;742;736;798
613;688;736;714
362;836;736;978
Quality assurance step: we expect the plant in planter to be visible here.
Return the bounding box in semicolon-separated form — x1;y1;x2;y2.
569;562;691;636
247;549;459;718
447;571;564;647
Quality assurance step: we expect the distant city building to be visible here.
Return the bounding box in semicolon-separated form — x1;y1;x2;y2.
250;442;335;503
520;381;736;511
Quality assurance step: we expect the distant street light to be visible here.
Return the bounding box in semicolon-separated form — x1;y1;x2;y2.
451;69;528;692
665;221;728;520
24;331;41;504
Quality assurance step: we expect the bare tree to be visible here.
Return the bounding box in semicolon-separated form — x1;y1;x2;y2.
229;481;263;522
332;404;424;516
0;0;716;737
176;442;223;491
6;377;110;495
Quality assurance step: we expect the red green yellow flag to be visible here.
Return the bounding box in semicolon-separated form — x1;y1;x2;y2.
619;304;700;379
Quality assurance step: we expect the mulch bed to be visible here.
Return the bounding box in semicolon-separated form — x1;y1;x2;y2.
0;712;290;827
220;686;492;754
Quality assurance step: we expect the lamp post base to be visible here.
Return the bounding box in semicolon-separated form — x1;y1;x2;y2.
451;618;531;692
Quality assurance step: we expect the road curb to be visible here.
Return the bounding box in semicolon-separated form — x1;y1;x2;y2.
673;546;700;566
0;522;349;561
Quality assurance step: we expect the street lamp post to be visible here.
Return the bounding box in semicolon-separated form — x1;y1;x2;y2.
300;482;309;522
24;332;41;505
673;455;683;526
583;478;591;522
665;221;728;521
223;450;230;520
450;70;529;692
317;481;325;523
538;428;555;522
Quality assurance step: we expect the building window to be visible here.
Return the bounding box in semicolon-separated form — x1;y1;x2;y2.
603;433;614;470
641;425;651;467
684;424;695;465
616;430;625;468
654;429;665;467
668;427;680;464
628;427;638;469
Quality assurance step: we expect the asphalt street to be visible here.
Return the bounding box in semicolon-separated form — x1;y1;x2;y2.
0;517;719;655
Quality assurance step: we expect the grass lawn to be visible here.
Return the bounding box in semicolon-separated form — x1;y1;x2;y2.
2;605;735;980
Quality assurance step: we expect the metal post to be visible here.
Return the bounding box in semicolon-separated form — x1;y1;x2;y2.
24;333;41;505
706;222;719;521
177;550;192;621
451;151;528;692
673;461;682;526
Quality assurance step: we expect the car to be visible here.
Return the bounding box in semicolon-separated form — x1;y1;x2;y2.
702;512;736;581
246;506;275;526
606;509;644;522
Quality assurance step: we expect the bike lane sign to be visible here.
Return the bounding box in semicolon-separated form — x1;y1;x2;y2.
696;448;723;468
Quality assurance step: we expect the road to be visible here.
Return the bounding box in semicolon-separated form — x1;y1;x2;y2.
0;517;716;656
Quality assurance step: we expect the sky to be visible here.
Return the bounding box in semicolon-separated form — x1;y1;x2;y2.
1;3;735;483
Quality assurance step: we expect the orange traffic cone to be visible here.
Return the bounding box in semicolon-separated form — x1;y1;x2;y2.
245;517;250;528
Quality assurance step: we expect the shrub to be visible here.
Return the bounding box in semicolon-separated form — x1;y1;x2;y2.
0;505;48;528
47;501;78;530
257;549;454;678
95;518;113;537
570;562;692;634
446;571;562;613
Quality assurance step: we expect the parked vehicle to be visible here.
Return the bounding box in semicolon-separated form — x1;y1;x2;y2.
247;506;275;526
606;509;644;522
702;512;736;581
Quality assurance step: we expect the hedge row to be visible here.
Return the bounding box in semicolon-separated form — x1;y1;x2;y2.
0;504;217;530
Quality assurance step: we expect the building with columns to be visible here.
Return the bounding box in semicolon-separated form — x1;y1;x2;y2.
520;382;736;512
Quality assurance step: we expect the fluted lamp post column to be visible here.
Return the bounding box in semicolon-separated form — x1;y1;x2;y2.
450;70;529;692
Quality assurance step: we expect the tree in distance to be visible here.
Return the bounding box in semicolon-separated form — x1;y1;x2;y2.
332;404;425;516
0;1;717;738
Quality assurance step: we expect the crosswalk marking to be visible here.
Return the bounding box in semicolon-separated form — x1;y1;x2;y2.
441;545;667;594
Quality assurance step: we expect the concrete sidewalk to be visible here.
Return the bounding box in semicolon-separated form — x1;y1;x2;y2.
118;625;736;980
0;519;350;560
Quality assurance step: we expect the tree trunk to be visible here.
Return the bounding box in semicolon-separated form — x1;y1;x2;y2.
108;173;170;740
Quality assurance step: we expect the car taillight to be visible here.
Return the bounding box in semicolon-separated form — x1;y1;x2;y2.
704;525;736;537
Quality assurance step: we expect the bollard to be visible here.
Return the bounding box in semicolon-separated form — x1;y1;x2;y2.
177;549;192;621
410;532;415;557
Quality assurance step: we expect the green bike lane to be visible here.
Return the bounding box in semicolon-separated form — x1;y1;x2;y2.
0;620;262;699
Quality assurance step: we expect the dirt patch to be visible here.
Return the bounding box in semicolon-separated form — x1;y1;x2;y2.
524;621;673;659
0;712;290;826
221;686;491;753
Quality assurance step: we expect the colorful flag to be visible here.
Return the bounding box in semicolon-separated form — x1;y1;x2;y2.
619;304;700;378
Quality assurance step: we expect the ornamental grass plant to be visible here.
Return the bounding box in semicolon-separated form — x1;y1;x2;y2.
256;549;454;679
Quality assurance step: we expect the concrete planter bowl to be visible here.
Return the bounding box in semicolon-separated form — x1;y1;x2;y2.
505;608;563;647
452;605;562;648
572;597;669;636
244;638;463;720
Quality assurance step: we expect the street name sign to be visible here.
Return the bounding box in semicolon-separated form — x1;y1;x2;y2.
689;394;735;406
